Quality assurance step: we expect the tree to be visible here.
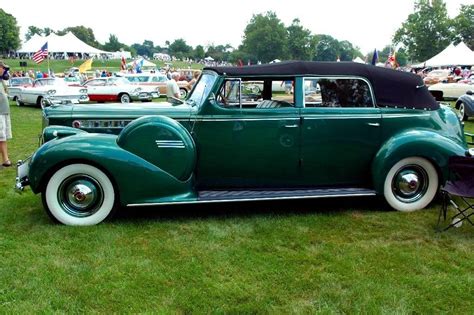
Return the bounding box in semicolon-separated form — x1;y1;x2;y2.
102;34;125;52
286;19;312;60
43;27;54;36
62;26;100;48
132;40;155;58
193;45;205;60
241;11;288;63
452;4;474;50
168;39;192;59
25;25;43;41
393;0;453;62
312;34;340;61
0;9;20;54
338;40;361;61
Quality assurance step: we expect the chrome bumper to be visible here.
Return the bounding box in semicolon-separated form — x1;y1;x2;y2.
15;159;30;193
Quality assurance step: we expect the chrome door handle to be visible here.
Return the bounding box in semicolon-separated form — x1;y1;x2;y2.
284;124;299;128
367;123;380;127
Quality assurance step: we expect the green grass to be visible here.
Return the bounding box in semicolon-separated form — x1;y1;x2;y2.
2;58;203;75
0;104;474;313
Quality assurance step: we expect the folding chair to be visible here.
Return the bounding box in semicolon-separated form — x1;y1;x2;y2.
437;156;474;231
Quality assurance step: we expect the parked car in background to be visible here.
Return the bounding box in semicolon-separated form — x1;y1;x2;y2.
428;76;474;100
7;76;34;88
120;73;191;98
454;90;474;121
8;78;89;107
82;77;160;103
16;61;470;226
423;69;455;86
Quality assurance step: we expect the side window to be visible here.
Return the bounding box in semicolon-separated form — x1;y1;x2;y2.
217;80;241;107
217;79;295;109
304;78;374;108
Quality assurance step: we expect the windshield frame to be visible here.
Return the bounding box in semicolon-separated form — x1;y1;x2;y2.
185;70;218;108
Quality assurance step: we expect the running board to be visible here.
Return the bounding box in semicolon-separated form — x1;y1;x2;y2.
127;188;376;207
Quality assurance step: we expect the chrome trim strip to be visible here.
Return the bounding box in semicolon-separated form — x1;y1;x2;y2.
303;115;380;120
197;117;299;122
126;191;377;207
155;140;185;148
382;114;431;118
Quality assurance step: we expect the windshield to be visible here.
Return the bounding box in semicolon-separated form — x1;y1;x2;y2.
186;72;217;107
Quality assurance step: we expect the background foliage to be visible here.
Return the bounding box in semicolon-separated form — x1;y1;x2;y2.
1;1;474;65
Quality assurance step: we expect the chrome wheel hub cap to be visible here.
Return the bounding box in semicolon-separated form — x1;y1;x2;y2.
68;183;96;209
59;176;104;217
392;165;428;203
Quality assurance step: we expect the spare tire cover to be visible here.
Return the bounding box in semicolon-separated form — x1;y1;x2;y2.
117;116;195;181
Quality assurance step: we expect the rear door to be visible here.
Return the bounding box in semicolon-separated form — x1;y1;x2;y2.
299;77;381;187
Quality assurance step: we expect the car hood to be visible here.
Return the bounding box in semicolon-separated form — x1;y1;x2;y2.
44;102;193;119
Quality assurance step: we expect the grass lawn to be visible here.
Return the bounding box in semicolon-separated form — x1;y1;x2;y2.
0;103;473;313
1;58;203;75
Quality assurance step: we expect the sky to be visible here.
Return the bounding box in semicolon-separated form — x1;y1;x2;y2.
2;0;472;54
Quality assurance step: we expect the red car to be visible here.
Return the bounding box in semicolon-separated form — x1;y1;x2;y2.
82;77;160;103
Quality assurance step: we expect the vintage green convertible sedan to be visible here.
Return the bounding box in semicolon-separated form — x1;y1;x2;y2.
16;61;472;225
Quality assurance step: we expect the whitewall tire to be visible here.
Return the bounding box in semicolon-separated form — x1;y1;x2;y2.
383;157;438;212
43;164;116;226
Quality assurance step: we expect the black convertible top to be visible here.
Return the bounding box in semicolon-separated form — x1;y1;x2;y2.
204;61;439;110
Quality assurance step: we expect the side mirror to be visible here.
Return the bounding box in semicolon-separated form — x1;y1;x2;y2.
467;90;473;96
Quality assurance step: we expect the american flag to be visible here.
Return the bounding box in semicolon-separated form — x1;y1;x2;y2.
32;42;48;64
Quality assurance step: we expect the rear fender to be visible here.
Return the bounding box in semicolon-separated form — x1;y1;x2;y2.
372;130;467;193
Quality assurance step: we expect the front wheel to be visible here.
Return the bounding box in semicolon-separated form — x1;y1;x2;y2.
179;88;188;99
120;93;131;103
383;157;438;212
457;102;468;121
15;97;24;106
42;164;116;225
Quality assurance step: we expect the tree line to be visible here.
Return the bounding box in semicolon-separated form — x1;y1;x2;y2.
0;0;472;65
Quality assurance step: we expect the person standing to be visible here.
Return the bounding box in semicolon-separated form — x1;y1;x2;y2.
166;72;181;100
0;61;12;167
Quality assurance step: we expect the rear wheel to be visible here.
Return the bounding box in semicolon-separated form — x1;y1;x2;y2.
457;102;468;121
119;93;131;103
383;157;438;212
42;163;116;225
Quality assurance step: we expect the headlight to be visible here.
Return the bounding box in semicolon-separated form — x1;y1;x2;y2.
47;90;56;95
135;87;142;93
79;89;87;94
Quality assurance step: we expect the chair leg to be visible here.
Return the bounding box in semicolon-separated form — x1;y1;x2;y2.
436;191;449;232
442;197;474;231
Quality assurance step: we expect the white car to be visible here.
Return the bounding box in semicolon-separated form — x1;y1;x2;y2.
429;76;474;100
120;73;190;98
8;78;89;107
83;77;160;103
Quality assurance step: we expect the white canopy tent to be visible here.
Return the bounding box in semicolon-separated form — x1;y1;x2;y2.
413;42;474;67
352;57;365;64
18;32;110;55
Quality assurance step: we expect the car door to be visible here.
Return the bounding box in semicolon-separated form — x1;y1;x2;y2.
84;79;108;102
299;77;381;187
192;79;301;189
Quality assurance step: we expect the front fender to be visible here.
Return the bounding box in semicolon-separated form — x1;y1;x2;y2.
456;95;474;116
29;133;195;205
372;129;468;194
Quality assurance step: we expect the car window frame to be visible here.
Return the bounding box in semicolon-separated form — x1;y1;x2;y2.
302;76;377;108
